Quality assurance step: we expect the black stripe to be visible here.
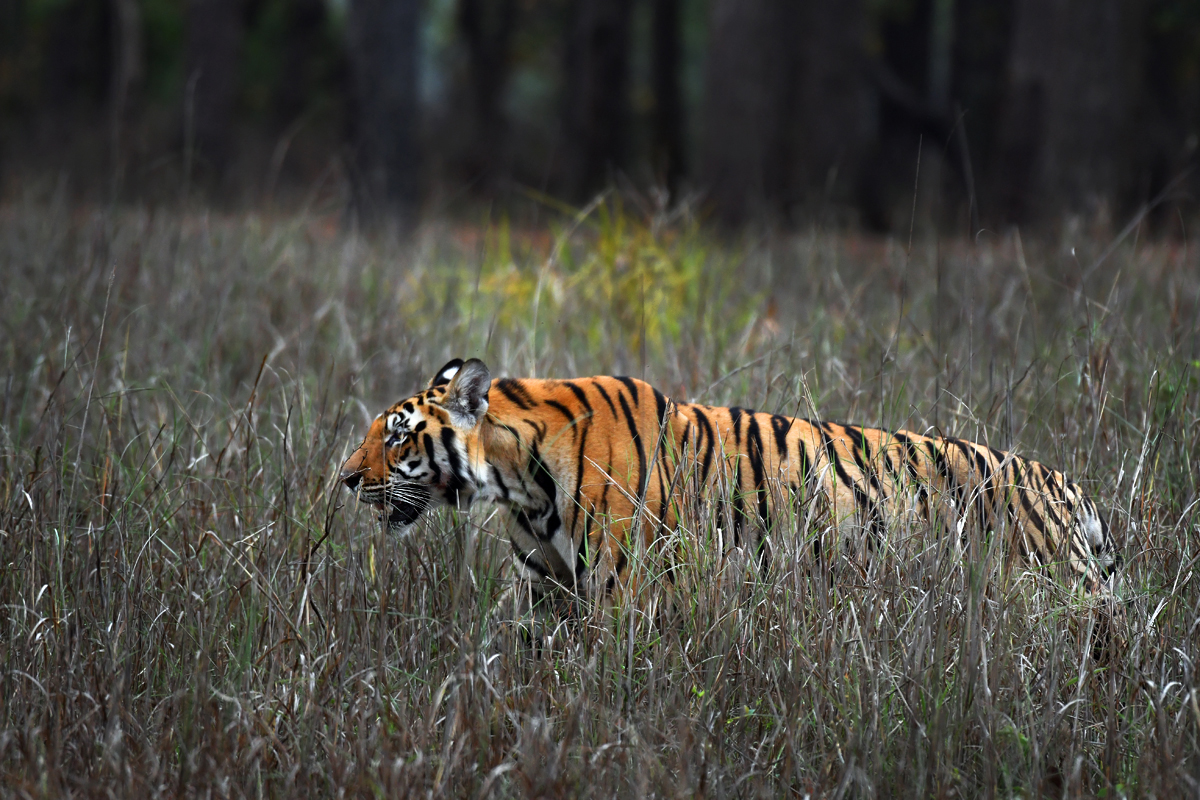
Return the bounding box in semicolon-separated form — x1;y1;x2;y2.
892;431;925;482
1037;464;1068;534
527;447;562;541
845;425;887;500
821;424;861;490
1002;458;1024;530
1061;481;1077;514
1010;458;1047;550
793;429;816;498
745;414;771;528
882;446;904;487
544;399;578;426
528;448;558;503
439;427;467;504
731;458;745;546
563;381;594;414
614;376;640;404
729;407;747;447
770;415;793;461
494;378;536;409
593;381;618;418
655;458;669;538
969;443;999;528
928;439;966;507
652;388;669;425
490;465;510;501
523;417;548;441
671;424;691;514
1042;463;1065;501
1040;468;1071;541
947;437;985;528
423;433;442;485
652;389;670;529
694;409;717;484
618;391;649;497
875;431;905;486
569;426;589;539
1032;460;1070;534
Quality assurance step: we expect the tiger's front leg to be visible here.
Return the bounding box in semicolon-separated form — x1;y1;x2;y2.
488;547;588;654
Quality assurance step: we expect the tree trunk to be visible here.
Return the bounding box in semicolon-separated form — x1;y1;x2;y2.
651;0;684;198
43;0;112;113
458;0;517;191
788;0;872;213
700;0;871;224
995;0;1135;223
698;0;789;224
560;0;634;201
275;0;328;125
346;0;421;227
109;0;143;198
184;0;245;176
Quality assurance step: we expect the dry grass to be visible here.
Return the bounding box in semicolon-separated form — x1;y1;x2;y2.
1;199;1198;797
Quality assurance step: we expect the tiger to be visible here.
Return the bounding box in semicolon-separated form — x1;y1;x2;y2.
339;358;1122;606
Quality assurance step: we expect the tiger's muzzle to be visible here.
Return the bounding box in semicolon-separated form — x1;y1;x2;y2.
340;469;431;531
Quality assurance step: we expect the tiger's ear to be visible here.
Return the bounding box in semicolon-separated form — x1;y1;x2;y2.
443;358;491;429
428;358;465;388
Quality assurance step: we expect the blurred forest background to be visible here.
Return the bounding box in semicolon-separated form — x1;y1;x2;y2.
3;0;1200;233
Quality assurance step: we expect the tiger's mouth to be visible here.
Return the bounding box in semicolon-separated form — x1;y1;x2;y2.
375;484;433;531
379;500;425;528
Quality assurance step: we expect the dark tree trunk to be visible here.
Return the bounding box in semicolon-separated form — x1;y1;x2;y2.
109;0;142;121
700;0;871;224
275;0;328;125
651;0;684;198
109;0;143;197
952;0;1017;208
458;0;517;191
44;1;111;110
184;0;245;175
699;0;789;224
995;0;1136;223
560;0;634;201
346;0;421;227
788;0;872;211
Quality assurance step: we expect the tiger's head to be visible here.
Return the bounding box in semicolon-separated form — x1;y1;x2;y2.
339;358;492;533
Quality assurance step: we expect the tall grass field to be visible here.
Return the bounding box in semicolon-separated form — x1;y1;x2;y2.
1;198;1198;797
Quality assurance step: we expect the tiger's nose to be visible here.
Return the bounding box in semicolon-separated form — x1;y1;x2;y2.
340;469;362;493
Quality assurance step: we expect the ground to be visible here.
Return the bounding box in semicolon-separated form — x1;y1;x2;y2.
1;199;1198;796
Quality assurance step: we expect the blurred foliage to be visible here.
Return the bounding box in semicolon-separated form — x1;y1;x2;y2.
397;197;763;366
